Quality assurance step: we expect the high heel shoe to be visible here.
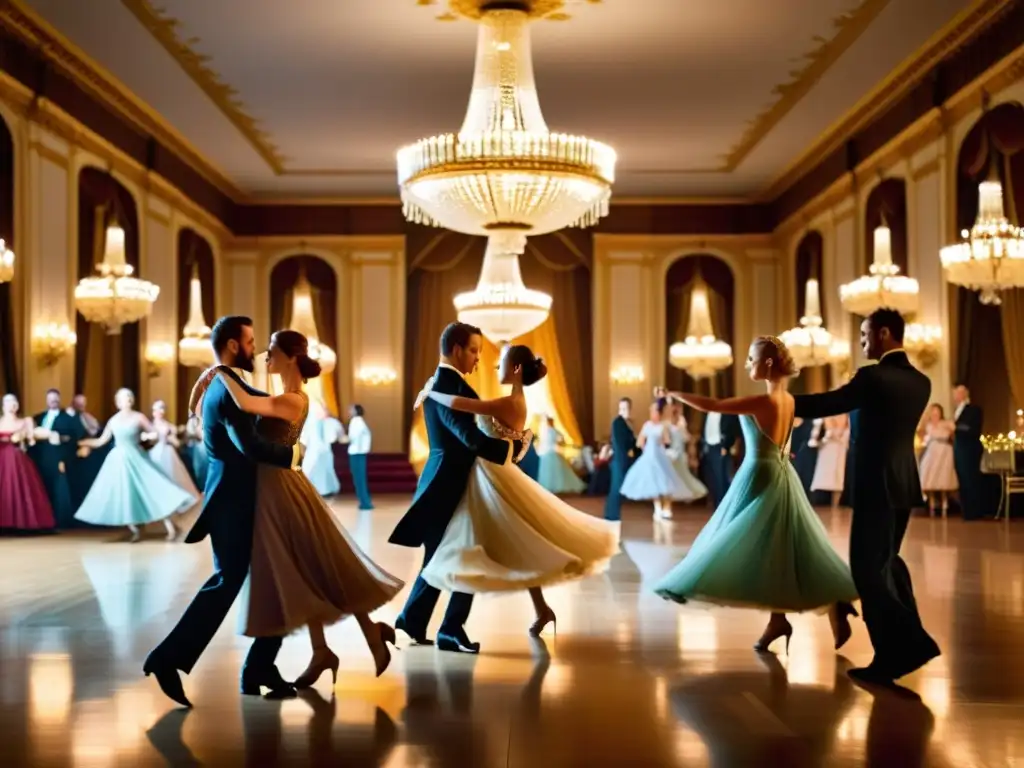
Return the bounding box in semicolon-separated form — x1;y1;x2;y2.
371;623;398;678
753;617;793;654
830;603;859;650
294;648;340;689
529;607;557;637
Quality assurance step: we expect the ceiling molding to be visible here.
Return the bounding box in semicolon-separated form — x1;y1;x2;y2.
120;0;287;174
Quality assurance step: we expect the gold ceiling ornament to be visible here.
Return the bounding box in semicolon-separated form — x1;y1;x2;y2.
398;3;615;343
425;0;600;22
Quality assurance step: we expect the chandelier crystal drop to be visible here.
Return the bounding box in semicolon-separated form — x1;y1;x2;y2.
779;278;850;370
668;280;733;379
0;238;14;283
840;217;920;316
74;225;159;333
177;263;214;369
453;231;552;342
940;178;1024;305
287;269;335;376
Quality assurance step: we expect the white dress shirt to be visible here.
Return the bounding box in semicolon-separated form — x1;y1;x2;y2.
954;400;968;422
348;416;372;455
704;412;723;445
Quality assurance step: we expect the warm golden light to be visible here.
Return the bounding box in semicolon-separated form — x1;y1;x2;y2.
356;367;398;386
0;237;14;283
144;342;174;378
31;322;77;367
610;365;645;385
178;262;213;368
780;279;850;370
75;225;159;331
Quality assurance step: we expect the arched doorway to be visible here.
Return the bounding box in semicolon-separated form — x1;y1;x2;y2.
176;228;216;421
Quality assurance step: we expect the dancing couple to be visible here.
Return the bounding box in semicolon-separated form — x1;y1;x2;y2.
656;308;940;686
145;316;403;707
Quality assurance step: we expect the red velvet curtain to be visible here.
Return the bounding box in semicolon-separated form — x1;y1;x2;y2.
75;168;140;421
864;178;909;275
791;231;831;394
0;115;16;400
175;228;215;421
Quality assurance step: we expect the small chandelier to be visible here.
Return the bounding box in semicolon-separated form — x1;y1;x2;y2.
904;323;942;368
668;277;733;379
840;214;919;316
75;223;159;333
287;267;335;376
0;238;14;283
453;232;552;342
940;176;1024;305
780;278;850;370
178;262;214;369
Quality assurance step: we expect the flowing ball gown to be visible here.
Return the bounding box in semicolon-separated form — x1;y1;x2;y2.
655;415;858;613
667;424;708;501
300;415;343;497
148;421;201;503
74;416;197;527
810;419;849;493
421;414;620;594
239;392;404;637
918;422;958;492
620;421;694;501
536;425;586;495
0;424;56;531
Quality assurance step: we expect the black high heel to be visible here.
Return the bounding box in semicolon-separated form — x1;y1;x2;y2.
831;603;859;650
372;623;399;677
529;607;557;637
753;617;793;654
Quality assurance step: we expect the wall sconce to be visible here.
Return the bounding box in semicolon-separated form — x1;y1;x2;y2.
610;365;645;385
356;367;398;386
31;322;77;368
145;342;175;378
904;323;942;368
0;238;14;283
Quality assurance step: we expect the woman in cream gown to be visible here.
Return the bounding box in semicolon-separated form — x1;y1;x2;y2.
418;344;620;636
191;330;403;686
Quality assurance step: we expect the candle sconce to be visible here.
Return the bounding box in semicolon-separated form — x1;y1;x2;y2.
32;322;77;368
145;342;175;378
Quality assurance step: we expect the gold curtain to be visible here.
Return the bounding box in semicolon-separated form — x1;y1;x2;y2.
998;145;1024;411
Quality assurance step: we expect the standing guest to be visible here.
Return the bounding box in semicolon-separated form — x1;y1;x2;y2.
67;394;101;437
790;417;820;496
301;399;345;497
700;409;740;508
347;404;374;511
620;398;694;520
147;400;202;511
537;416;586;495
667;401;708;502
810;414;850;511
29;388;81;528
587;442;612;496
918;403;958;517
604;397;637;521
66;393;107;509
952;384;985;520
0;394;56;533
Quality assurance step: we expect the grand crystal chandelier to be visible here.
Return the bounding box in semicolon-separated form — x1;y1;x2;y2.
780;278;849;370
0;238;14;283
397;1;615;342
287;267;335;376
668;277;733;379
840;215;919;316
940;176;1024;305
75;224;159;333
177;262;214;369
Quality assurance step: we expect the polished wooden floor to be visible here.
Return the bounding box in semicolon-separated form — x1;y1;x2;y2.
1;498;1023;767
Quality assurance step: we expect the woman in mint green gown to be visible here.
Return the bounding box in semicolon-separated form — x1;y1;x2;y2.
655;336;859;653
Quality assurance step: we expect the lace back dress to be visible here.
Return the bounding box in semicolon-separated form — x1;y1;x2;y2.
240;392;404;637
655;414;857;613
420;414;620;594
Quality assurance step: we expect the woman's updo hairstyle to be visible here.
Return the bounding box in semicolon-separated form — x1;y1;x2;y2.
755;335;798;378
505;344;548;387
654;397;669;414
272;330;323;382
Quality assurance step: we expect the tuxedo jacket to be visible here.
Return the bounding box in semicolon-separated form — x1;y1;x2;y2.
954;403;984;460
795;351;929;510
701;413;739;456
609;415;636;470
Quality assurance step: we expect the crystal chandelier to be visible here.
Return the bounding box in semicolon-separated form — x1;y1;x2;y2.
287;267;335;376
178;262;214;369
780;278;850;370
668;278;733;379
397;2;616;342
840;216;919;315
940;177;1024;305
75;224;159;333
904;322;942;368
0;238;13;283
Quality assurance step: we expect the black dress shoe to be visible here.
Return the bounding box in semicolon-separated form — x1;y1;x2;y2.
143;658;193;709
436;630;480;654
240;666;297;699
396;615;434;646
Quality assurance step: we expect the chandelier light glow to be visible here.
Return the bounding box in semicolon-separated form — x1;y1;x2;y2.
780;279;849;370
668;280;733;379
840;218;919;316
178;263;214;369
0;238;14;283
74;225;159;333
287;270;335;376
940;179;1024;305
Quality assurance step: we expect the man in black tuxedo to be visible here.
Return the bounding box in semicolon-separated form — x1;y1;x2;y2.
794;308;939;685
30;389;82;528
604;397;636;521
390;322;511;653
952;384;985;520
144;316;297;707
700;411;739;507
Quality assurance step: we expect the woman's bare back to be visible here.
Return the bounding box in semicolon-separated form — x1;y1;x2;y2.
751;392;796;449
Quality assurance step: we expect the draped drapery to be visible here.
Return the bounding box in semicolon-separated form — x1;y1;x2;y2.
75;168;140;421
790;231;831;395
0;115;17;400
269;256;339;416
404;227;593;470
664;255;735;433
175;229;216;421
953;102;1024;430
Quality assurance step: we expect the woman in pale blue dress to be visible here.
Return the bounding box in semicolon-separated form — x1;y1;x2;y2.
300;402;344;497
536;418;586;495
654;336;859;653
620;399;694;520
667;403;708;502
75;388;196;542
